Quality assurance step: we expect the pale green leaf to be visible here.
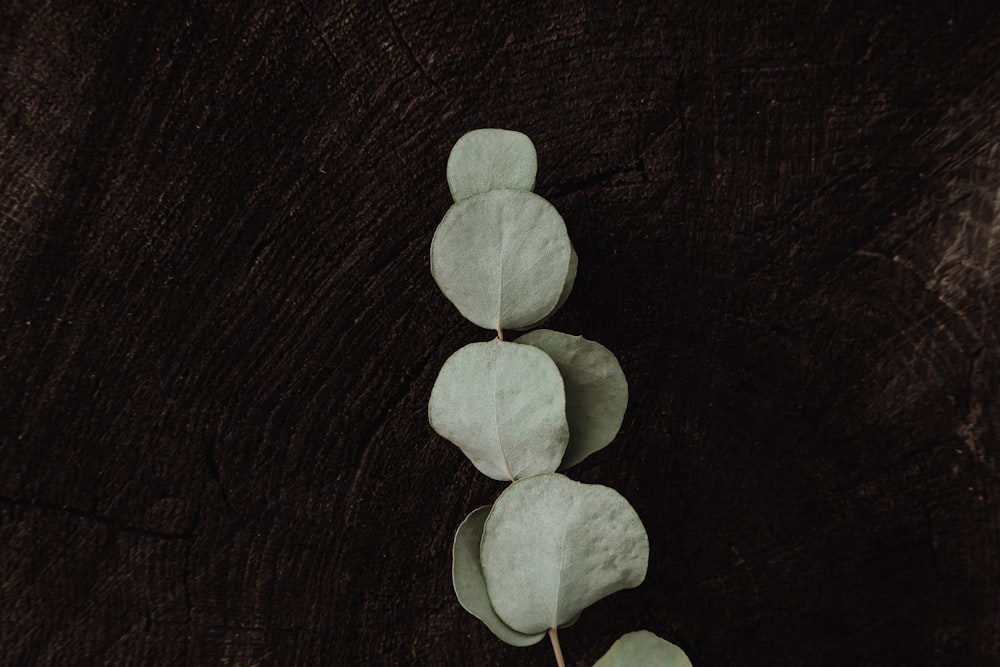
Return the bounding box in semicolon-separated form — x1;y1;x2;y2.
430;189;572;330
447;129;537;202
480;473;648;634
428;340;569;481
515;330;628;468
452;506;546;647
593;630;693;667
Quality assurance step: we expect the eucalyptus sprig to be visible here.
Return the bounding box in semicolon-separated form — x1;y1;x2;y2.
429;129;692;665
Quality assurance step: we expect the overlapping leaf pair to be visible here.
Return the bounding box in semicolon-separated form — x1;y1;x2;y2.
429;129;691;665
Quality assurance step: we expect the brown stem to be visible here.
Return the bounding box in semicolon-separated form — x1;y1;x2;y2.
548;628;566;667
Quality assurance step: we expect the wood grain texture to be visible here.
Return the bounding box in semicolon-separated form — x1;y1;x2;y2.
2;1;999;665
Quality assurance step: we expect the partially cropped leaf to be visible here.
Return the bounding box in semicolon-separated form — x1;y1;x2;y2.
515;330;627;468
428;340;568;481
447;129;537;202
480;473;648;634
452;506;546;647
593;630;693;667
430;189;572;330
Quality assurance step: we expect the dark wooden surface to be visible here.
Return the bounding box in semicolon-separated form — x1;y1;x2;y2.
2;2;999;665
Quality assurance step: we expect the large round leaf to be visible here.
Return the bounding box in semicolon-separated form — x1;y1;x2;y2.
480;473;648;634
447;128;537;202
515;330;628;468
593;630;693;667
452;506;546;647
428;340;569;481
430;189;572;331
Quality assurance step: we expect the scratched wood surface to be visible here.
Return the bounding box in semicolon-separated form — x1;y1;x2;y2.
2;2;999;665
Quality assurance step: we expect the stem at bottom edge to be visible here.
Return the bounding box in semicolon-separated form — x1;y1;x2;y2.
548;627;566;667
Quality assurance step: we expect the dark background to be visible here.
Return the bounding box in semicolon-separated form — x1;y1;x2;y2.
2;2;999;665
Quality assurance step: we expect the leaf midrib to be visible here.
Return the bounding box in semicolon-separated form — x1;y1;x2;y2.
492;349;514;481
496;197;506;328
551;514;570;628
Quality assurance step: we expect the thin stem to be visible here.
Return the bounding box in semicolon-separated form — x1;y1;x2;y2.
496;318;504;341
548;628;566;667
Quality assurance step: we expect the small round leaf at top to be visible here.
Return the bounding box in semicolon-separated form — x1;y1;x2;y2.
447;128;537;202
430;189;573;331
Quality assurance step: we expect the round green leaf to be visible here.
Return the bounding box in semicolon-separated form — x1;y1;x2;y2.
428;340;569;481
452;506;546;647
447;128;537;202
515;330;628;468
593;630;693;667
430;189;572;330
480;473;648;634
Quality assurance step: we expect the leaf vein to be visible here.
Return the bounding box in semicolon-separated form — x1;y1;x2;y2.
492;353;515;481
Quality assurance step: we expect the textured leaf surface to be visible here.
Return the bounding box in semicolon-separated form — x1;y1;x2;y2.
428;340;568;480
593;630;693;667
452;506;546;647
480;473;648;633
430;189;572;330
516;329;628;468
447;128;537;201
